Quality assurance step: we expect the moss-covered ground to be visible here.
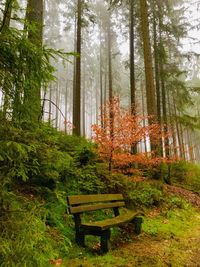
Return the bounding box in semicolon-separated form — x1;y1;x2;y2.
63;199;200;267
1;125;200;267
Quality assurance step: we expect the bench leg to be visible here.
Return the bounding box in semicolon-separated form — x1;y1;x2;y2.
100;229;111;253
132;217;143;234
75;228;85;247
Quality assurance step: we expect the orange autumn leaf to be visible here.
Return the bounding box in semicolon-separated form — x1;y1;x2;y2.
92;97;177;173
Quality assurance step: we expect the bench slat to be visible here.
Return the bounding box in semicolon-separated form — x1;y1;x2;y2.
70;201;125;214
81;210;142;230
67;194;124;205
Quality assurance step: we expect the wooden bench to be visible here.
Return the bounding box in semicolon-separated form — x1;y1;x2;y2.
67;194;143;253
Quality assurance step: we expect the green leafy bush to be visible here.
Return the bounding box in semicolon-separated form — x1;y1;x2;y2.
0;124;75;191
171;161;200;194
0;195;70;267
128;182;164;207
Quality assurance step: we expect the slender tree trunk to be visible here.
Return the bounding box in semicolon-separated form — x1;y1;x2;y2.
152;2;161;123
166;87;177;157
172;96;183;158
129;0;137;155
73;0;82;136
48;84;52;125
2;0;13;118
178;111;186;160
82;62;86;137
108;12;113;103
130;0;136;114
152;3;164;157
141;80;147;153
99;23;104;129
55;82;59;129
158;18;170;158
107;11;114;171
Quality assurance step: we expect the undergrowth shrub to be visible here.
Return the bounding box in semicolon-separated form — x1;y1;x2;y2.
171;161;200;194
0;123;96;192
0;194;70;267
128;182;164;207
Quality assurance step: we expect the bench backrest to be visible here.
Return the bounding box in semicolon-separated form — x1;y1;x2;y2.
67;194;125;214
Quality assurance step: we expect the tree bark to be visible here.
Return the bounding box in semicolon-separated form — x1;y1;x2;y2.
139;0;157;120
73;0;82;136
23;0;43;123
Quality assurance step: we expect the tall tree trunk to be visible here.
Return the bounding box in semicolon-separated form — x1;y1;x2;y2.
0;0;12;33
129;0;136;114
152;2;161;123
82;62;86;137
139;0;157;120
73;0;82;136
48;84;52;125
2;0;13;118
139;0;157;153
107;11;113;171
55;82;59;130
166;87;177;157
141;80;148;153
129;0;137;154
23;0;43;123
99;24;104;129
108;12;113;103
172;96;183;158
158;14;170;158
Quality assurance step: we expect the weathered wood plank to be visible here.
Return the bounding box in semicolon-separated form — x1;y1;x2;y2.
70;201;125;214
81;210;142;230
67;194;124;205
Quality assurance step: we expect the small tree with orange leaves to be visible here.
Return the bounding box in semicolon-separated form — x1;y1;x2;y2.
92;97;175;174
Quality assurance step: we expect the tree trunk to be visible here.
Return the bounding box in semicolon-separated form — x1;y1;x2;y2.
0;0;13;33
139;0;157;153
129;0;137;155
139;0;157;120
107;10;114;166
129;0;136;114
82;62;86;137
2;0;13;118
99;23;104;129
23;0;43;123
73;0;82;136
152;2;161;123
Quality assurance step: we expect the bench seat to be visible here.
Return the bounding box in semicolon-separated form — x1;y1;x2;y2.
81;210;140;231
67;194;143;253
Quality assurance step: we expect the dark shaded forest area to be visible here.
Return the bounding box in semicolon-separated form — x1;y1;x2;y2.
1;0;200;266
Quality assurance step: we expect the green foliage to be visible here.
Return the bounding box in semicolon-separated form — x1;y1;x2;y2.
76;165;105;194
0;8;73;123
0;122;101;266
0;194;70;267
0;140;37;182
74;146;97;167
171;161;200;194
128;182;164;207
0;124;74;192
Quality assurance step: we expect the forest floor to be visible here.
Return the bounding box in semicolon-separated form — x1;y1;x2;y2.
63;185;200;267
